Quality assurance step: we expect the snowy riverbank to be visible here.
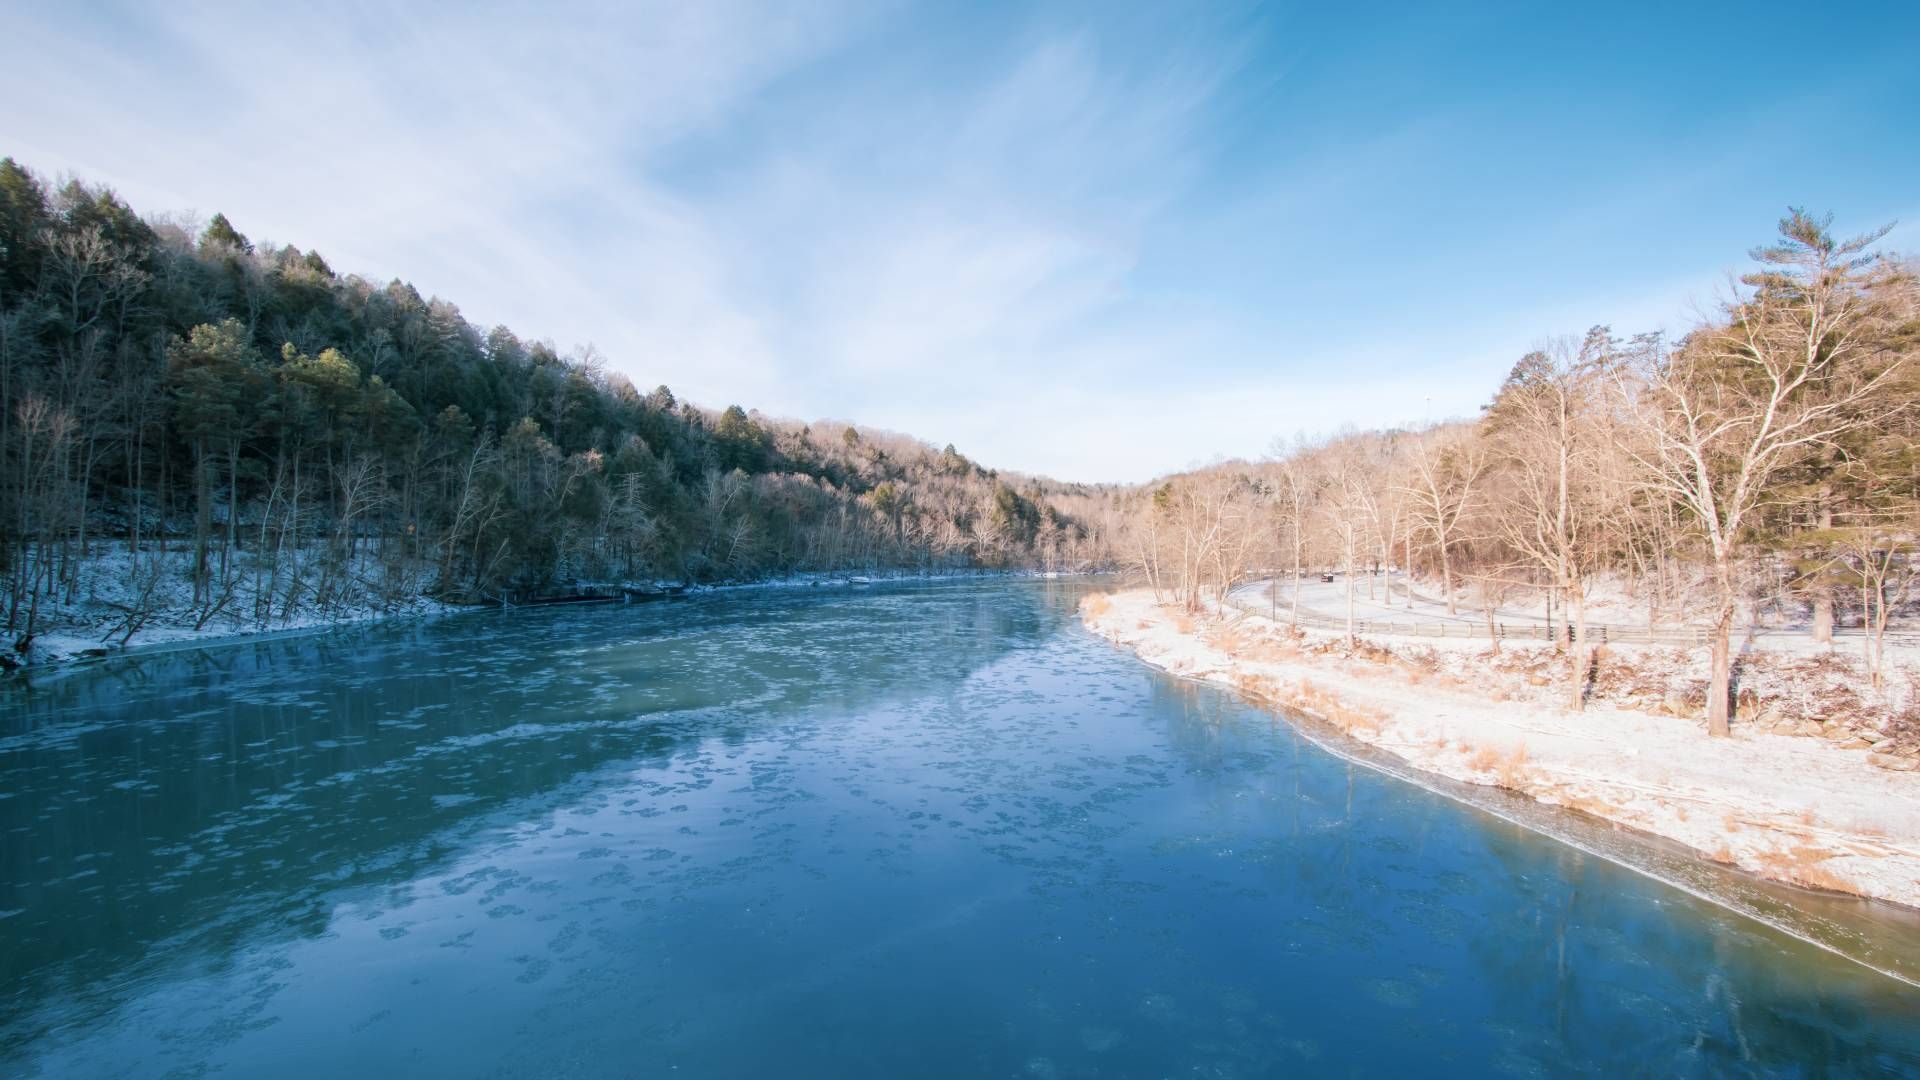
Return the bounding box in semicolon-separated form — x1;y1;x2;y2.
5;552;1077;674
5;547;458;672
1082;587;1920;909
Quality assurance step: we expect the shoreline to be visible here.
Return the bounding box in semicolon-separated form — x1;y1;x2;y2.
6;566;1083;678
1135;643;1920;990
1081;587;1920;911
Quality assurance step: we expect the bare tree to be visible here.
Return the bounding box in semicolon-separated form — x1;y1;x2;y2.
1401;426;1487;614
1833;527;1916;691
1319;440;1376;645
1618;211;1906;735
1487;330;1618;710
1143;472;1261;613
1264;439;1321;628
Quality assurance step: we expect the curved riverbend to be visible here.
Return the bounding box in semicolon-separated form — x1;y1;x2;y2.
3;580;1917;1075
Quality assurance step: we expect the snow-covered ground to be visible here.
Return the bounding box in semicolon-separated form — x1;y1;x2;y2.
1082;587;1920;909
6;546;458;671
1256;574;1697;631
1249;575;1919;658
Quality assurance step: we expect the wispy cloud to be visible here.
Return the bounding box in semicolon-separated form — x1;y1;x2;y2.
5;2;1252;478
4;2;1916;482
5;2;872;399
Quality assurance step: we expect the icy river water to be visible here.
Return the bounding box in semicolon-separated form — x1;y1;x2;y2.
2;579;1918;1076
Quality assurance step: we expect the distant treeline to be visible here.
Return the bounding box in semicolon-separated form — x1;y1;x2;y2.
0;158;1115;636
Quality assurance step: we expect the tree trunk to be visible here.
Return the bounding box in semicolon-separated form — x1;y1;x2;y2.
1812;491;1834;648
1344;534;1356;645
223;441;240;588
193;442;212;605
1567;586;1588;712
71;438;97;603
1706;592;1734;738
1861;576;1877;689
128;425;142;557
1289;539;1301;629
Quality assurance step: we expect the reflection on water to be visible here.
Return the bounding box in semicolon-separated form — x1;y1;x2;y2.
2;580;1916;1076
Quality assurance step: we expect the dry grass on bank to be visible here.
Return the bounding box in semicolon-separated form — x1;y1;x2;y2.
1081;587;1920;908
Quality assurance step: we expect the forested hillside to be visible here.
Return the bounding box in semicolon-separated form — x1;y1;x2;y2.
0;159;1113;650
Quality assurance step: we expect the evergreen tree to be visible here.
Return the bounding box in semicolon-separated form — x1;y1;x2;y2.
200;212;252;254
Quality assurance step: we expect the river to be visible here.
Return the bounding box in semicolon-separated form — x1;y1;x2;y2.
2;579;1916;1075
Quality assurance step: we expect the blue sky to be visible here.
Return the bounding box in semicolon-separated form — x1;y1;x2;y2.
5;1;1917;482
